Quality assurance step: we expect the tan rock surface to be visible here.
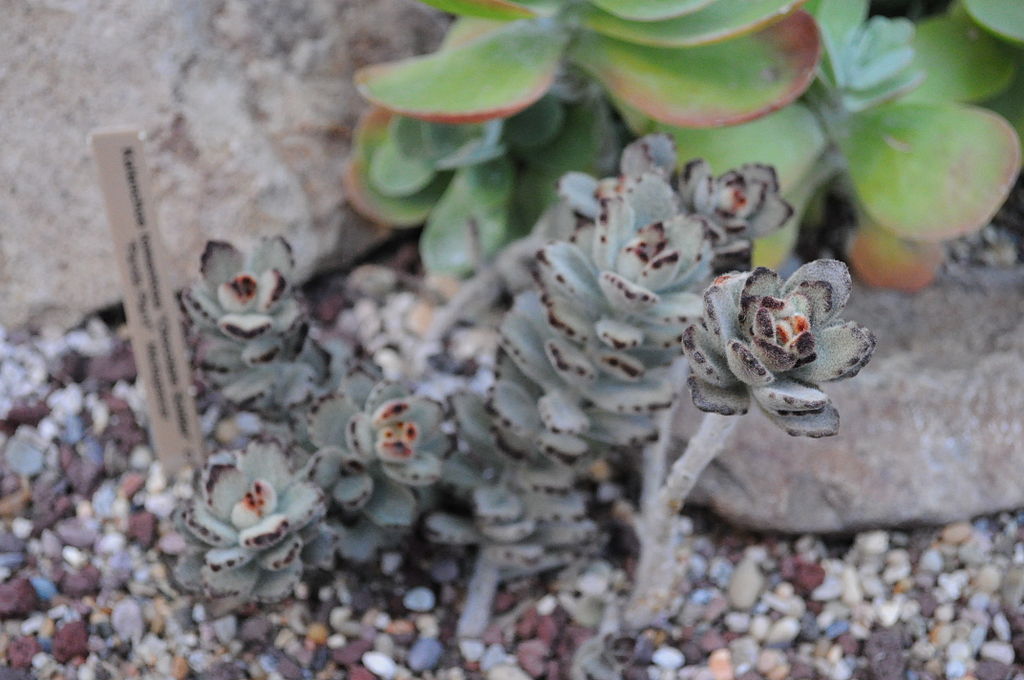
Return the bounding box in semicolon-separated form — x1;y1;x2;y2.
0;0;444;328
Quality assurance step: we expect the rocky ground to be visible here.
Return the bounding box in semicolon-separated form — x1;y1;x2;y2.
2;262;1024;680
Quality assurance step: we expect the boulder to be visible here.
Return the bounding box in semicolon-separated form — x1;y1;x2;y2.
687;266;1024;532
0;0;445;329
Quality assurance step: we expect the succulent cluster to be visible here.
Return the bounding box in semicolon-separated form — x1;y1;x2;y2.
304;369;451;561
174;441;331;603
425;392;598;574
495;134;791;455
683;260;876;437
181;238;345;415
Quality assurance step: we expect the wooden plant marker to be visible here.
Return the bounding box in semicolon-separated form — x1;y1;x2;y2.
90;127;204;473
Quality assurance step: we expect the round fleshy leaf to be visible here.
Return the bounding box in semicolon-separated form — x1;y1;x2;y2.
420;158;515;275
571;11;821;127
418;0;535;20
848;220;943;292
587;0;715;22
343;108;449;227
355;19;567;124
368;135;437;197
842;102;1021;242
583;0;809;48
659;103;825;190
441;17;510;49
906;9;1016;104
964;0;1024;45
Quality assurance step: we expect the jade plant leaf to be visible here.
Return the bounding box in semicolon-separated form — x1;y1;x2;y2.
570;11;820;127
906;9;1016;104
369;136;437;197
441;17;509;49
843;101;1021;242
964;0;1024;46
848;219;944;292
658;103;825;191
344;108;449;226
421;158;515;274
418;0;535;20
582;0;809;48
355;20;567;123
588;0;715;22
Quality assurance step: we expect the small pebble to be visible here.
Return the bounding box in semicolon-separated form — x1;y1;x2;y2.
408;638;444;672
728;557;764;610
979;640;1015;665
362;651;396;679
765;617;800;645
652;646;685;669
403;587;436;612
941;522;973;545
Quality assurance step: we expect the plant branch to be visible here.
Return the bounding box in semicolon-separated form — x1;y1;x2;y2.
640;359;689;515
456;553;502;639
625;412;738;629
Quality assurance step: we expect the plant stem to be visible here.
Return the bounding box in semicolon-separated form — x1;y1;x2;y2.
457;553;502;639
625;412;738;629
640;360;689;515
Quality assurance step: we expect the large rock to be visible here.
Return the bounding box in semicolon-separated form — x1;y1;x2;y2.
0;0;445;329
687;266;1024;533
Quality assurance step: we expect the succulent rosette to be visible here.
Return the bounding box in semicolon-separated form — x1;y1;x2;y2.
182;237;302;343
174;441;331;603
425;392;598;573
181;238;346;412
683;259;876;437
304;369;451;561
677;159;794;271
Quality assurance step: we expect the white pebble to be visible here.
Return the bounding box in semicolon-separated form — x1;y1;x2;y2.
62;545;87;569
362;651;397;679
11;517;32;539
728;557;764;610
857;531;889;556
979;640;1015;665
460;639;485;662
536;594;557;616
765;617;800;645
919;549;944;573
652;646;685;669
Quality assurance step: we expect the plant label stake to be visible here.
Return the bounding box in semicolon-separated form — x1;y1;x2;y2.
90;127;204;473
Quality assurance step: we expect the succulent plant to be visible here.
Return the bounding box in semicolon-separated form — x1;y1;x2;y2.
181;238;347;413
425;392;598;574
174;440;331;603
677;158;793;271
348;0;822;274
682;259;876;437
347;92;615;276
494;134;758;457
304;368;451;561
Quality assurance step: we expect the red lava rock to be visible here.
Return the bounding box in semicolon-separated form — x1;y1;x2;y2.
87;343;137;383
482;624;504;645
32;492;73;534
516;607;538;639
536;615;558;646
120;474;146;500
331;639;374;666
793;559;826;594
516;639;549;678
60;564;102;598
7;635;40;668
699;630;726;653
0;578;39;619
348;667;375;680
1;402;49;432
128;512;157;548
52;620;89;663
837;632;861;656
864;629;905;680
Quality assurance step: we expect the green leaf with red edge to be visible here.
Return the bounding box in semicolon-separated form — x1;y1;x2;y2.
848;219;944;292
582;0;808;48
964;0;1024;46
421;159;515;275
571;11;820;128
658;103;825;191
418;0;535;20
842;101;1021;242
441;17;509;49
355;19;567;124
344;108;450;227
905;9;1016;104
588;0;715;22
